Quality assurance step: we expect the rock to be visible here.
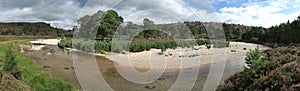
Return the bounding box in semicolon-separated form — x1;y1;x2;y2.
145;86;156;89
121;50;128;54
20;48;25;53
64;67;70;70
158;52;164;55
231;50;237;52
46;52;52;55
43;66;50;69
243;48;247;50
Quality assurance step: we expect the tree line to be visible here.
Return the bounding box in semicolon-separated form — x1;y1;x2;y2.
58;38;230;53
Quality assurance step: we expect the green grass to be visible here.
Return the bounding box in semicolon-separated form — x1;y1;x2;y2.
0;40;76;91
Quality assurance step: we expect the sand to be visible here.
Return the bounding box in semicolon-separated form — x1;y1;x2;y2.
29;39;61;45
28;39;270;70
97;42;271;70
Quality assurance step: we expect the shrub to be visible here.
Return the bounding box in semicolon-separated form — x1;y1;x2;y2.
58;39;229;53
3;48;20;79
245;47;263;68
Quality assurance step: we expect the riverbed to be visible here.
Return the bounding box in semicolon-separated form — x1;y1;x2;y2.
25;45;252;91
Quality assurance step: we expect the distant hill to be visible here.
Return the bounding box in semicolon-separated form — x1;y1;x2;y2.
0;22;70;36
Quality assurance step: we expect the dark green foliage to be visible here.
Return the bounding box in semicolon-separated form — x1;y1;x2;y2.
245;47;263;68
0;29;24;36
3;48;20;79
98;10;123;39
0;22;67;36
183;15;300;46
58;32;73;38
77;10;123;40
58;38;72;48
239;16;300;45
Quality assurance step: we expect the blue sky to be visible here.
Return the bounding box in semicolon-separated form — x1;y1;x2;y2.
0;0;299;29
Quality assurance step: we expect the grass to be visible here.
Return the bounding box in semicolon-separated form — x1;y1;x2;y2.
0;40;76;91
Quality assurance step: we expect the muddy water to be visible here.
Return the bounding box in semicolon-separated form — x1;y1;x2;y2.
25;45;245;91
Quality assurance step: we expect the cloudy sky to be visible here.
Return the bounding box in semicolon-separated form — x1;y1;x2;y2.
0;0;299;30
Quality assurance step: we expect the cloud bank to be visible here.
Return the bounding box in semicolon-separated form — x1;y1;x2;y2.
0;0;299;29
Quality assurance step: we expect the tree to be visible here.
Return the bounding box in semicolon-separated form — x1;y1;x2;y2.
98;10;124;40
77;10;123;40
245;47;264;68
143;18;155;30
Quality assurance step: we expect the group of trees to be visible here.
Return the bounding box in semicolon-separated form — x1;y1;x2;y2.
221;16;300;46
186;16;300;46
59;10;235;53
64;10;300;53
76;10;123;40
0;29;25;36
58;38;222;53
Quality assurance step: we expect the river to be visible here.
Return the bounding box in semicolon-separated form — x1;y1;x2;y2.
25;45;246;91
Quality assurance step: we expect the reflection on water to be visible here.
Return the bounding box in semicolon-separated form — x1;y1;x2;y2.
25;45;245;91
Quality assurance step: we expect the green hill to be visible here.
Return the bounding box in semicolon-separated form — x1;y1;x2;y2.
0;22;70;36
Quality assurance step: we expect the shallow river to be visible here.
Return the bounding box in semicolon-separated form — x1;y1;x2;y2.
25;45;245;91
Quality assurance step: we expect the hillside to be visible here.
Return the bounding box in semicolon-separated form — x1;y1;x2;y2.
0;22;70;36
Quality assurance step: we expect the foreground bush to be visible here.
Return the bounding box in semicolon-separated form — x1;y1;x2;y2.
218;44;300;91
3;48;20;79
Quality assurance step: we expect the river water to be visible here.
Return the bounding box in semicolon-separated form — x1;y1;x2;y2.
25;45;245;91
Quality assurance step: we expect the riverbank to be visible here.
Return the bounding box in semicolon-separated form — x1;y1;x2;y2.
28;39;270;70
24;39;271;90
95;42;270;70
0;40;76;91
24;42;270;91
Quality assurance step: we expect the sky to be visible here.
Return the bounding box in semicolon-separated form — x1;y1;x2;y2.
0;0;299;30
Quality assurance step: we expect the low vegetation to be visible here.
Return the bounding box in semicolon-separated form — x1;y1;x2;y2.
58;38;229;53
0;40;75;91
218;44;300;90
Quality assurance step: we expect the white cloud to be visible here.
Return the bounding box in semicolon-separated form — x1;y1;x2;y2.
218;0;300;28
0;0;81;30
105;0;218;24
2;0;298;30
